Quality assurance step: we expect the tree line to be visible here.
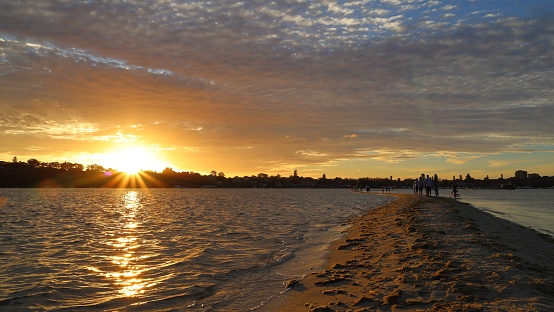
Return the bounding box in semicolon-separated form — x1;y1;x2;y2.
1;158;553;189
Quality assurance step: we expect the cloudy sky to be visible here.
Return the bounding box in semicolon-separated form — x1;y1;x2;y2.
1;0;553;179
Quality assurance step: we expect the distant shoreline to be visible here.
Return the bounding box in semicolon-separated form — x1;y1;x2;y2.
2;160;554;189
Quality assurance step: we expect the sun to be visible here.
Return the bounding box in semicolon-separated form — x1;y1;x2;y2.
101;146;168;175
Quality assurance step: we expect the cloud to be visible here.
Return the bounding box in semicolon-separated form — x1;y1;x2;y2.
488;160;513;168
344;134;358;138
1;0;553;176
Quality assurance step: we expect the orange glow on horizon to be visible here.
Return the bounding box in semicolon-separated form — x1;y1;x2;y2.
98;146;171;174
101;170;167;188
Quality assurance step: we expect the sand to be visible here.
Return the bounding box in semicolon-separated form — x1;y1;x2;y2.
261;194;554;311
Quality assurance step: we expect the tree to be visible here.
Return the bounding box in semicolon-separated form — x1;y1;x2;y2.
61;162;72;170
72;163;84;171
48;162;61;169
12;156;18;163
27;158;41;168
162;167;176;175
86;164;106;172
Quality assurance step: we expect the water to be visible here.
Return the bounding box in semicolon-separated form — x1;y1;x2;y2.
0;188;392;311
392;188;554;237
455;188;554;237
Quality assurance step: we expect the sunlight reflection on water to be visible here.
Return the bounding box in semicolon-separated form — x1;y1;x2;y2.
110;191;147;297
0;188;393;311
84;191;151;298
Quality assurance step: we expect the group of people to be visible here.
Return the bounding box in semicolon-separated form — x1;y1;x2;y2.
349;175;461;199
413;174;460;198
351;185;395;193
414;174;439;198
351;185;371;193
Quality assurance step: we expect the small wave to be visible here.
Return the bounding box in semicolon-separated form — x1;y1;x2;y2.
121;284;217;311
224;231;251;236
537;228;554;239
258;246;296;268
0;285;56;308
480;207;507;215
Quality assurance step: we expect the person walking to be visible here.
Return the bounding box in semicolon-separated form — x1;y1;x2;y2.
451;183;459;198
417;177;424;196
425;175;433;197
433;174;439;198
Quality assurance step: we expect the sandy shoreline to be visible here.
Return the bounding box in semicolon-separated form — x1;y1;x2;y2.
260;194;554;311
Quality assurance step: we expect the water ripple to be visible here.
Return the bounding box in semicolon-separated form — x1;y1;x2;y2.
0;188;390;311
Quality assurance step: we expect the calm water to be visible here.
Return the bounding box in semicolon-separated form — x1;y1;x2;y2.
455;188;554;236
393;188;554;236
0;188;392;311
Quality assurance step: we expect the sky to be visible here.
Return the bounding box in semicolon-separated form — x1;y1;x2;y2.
1;0;553;180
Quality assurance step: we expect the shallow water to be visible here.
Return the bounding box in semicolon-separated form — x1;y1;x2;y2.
0;188;391;311
455;188;554;236
392;188;554;237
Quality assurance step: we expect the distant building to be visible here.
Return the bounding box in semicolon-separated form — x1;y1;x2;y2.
515;170;528;179
528;173;541;179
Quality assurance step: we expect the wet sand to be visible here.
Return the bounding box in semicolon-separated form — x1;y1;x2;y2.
262;194;554;311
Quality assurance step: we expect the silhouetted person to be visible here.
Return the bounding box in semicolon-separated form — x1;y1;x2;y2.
417;177;424;196
451;184;459;198
433;174;439;198
425;175;433;196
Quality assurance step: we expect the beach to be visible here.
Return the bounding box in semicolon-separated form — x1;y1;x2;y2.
262;194;554;311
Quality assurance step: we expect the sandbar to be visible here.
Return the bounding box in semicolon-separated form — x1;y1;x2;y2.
261;194;554;311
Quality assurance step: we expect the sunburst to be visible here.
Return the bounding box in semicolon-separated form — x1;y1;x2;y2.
102;146;167;175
